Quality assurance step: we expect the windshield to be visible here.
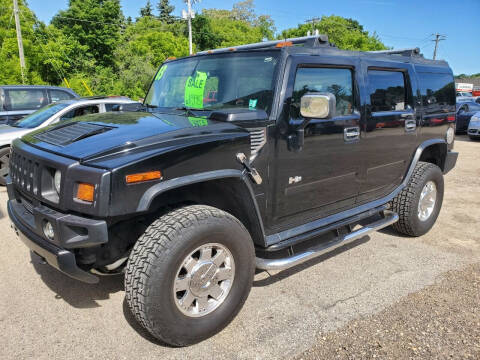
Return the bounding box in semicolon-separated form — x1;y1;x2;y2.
15;102;70;129
145;51;280;114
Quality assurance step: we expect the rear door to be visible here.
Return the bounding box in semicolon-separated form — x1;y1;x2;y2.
358;62;418;202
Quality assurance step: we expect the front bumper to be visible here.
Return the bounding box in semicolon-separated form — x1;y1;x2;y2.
443;151;458;175
468;125;480;137
7;179;108;283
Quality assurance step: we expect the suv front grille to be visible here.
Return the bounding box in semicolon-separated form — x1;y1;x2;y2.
10;150;40;196
248;127;267;161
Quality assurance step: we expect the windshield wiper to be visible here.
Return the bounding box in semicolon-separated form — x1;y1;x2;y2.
176;106;210;117
145;104;158;109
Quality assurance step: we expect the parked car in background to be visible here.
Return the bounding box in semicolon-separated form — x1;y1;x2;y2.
467;112;480;140
0;85;79;125
0;96;139;185
456;101;480;133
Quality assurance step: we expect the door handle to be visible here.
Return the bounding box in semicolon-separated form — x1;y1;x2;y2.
344;126;360;142
405;119;416;132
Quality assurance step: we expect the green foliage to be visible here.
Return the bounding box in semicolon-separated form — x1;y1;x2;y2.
140;0;154;18
51;0;123;67
279;15;387;51
157;0;175;24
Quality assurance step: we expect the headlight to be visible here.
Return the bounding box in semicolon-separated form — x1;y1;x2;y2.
54;170;62;194
471;116;480;123
446;127;455;145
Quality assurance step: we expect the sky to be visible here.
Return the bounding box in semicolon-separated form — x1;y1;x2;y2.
27;0;480;75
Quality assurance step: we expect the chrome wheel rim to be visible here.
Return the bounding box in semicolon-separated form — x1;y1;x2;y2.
173;243;235;318
418;181;437;221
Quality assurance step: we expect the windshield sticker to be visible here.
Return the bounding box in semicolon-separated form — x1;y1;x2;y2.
188;116;208;127
155;65;167;81
249;99;258;109
185;71;208;109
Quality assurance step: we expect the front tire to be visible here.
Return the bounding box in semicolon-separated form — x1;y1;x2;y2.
0;147;10;186
125;205;255;346
390;161;444;236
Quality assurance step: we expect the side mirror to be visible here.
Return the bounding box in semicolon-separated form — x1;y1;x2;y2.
300;93;336;119
288;93;336;152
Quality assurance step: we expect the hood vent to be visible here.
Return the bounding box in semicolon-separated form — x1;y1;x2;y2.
34;122;114;147
248;127;266;162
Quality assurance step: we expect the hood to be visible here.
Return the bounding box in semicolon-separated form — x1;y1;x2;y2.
0;125;31;146
21;111;248;164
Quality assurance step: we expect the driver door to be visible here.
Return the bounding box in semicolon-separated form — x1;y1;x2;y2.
271;57;364;229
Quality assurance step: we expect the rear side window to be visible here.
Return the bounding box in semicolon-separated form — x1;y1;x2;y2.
368;70;406;112
60;105;100;121
50;89;74;102
5;89;47;111
292;67;354;117
417;72;455;114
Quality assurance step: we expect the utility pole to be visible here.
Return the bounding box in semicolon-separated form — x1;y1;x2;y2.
305;17;320;36
432;33;446;60
182;0;198;55
13;0;26;84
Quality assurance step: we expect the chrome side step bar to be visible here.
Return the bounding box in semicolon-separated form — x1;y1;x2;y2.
256;211;398;271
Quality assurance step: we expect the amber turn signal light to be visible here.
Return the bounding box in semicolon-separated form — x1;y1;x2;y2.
276;41;293;48
126;171;162;184
76;183;95;202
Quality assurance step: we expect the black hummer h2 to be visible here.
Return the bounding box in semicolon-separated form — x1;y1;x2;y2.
7;35;458;346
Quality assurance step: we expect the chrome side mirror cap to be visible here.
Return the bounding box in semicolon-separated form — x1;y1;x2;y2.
300;93;336;119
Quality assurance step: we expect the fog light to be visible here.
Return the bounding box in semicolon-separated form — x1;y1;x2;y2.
446;127;455;144
43;221;55;240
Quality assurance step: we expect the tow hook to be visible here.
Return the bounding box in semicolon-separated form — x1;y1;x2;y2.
236;153;263;185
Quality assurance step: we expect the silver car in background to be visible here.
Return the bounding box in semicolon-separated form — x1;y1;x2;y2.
0;96;139;185
467;112;480;140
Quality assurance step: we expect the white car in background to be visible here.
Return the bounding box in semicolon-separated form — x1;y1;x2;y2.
467;112;480;140
457;91;478;103
0;96;139;185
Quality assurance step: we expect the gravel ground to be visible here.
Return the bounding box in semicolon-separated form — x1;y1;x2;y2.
0;136;479;359
298;263;480;360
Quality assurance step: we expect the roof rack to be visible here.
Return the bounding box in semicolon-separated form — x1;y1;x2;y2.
368;47;422;57
197;35;329;55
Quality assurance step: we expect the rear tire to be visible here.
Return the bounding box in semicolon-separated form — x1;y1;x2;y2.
125;205;255;346
390;161;444;237
0;147;11;186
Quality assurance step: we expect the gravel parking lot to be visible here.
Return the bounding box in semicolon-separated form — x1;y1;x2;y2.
0;136;479;360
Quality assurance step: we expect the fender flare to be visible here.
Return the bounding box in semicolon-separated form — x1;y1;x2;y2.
136;169;267;245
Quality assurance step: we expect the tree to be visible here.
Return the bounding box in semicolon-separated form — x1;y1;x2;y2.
140;0;154;17
279;15;387;51
190;15;220;51
51;0;124;68
157;0;175;24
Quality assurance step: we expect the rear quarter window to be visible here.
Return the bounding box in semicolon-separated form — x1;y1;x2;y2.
417;72;455;115
49;89;75;102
